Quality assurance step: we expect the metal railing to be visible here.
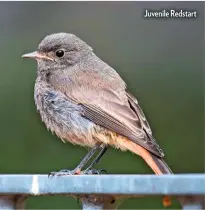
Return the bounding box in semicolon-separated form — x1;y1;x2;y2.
0;174;204;209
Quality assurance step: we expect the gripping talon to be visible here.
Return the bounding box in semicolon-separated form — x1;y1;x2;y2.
83;168;107;175
48;169;81;177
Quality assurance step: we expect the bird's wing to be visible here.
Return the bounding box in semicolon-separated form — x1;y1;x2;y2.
51;68;164;157
125;91;161;148
67;88;164;157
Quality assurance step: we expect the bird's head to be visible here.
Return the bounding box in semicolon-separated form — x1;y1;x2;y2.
22;32;93;75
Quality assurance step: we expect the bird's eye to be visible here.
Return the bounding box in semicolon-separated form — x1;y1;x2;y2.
55;49;65;58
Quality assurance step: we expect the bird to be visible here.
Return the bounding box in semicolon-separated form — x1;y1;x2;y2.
22;32;172;176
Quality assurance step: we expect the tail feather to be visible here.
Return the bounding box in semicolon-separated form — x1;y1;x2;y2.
118;138;171;174
150;153;172;174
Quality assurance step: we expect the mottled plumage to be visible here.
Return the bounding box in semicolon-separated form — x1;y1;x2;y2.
23;32;172;175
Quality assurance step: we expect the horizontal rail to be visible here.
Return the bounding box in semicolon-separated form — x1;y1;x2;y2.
0;174;204;195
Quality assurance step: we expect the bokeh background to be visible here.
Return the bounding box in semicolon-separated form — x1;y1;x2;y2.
0;1;203;209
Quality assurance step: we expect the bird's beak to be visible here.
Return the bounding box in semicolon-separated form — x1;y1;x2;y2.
22;51;53;61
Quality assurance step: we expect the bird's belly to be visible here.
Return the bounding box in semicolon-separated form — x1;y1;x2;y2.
40;109;97;147
34;89;97;147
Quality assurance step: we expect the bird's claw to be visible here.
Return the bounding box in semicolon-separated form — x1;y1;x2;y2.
48;168;107;177
82;168;107;175
48;169;80;177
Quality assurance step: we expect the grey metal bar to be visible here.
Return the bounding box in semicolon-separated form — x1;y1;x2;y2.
0;195;26;210
0;197;15;210
82;200;103;210
182;204;203;210
180;195;205;210
0;174;204;195
80;195;118;210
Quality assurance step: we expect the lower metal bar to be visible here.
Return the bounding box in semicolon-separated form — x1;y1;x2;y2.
79;195;119;210
0;195;26;210
0;198;15;210
82;200;103;210
182;203;203;210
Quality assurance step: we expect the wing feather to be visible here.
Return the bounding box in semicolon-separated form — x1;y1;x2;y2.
79;90;164;157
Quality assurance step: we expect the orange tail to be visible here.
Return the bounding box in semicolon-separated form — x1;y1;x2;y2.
118;138;172;175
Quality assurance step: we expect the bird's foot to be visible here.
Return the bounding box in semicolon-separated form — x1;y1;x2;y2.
82;168;107;175
48;168;107;177
48;168;81;177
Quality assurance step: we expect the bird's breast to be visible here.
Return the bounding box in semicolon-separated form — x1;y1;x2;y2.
34;79;97;147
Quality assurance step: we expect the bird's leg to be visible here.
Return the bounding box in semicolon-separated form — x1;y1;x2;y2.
49;144;101;176
72;144;102;174
83;145;108;174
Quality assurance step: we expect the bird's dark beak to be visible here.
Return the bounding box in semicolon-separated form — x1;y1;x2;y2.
22;51;53;61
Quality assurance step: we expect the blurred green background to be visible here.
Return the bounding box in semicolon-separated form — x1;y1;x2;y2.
0;1;203;209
